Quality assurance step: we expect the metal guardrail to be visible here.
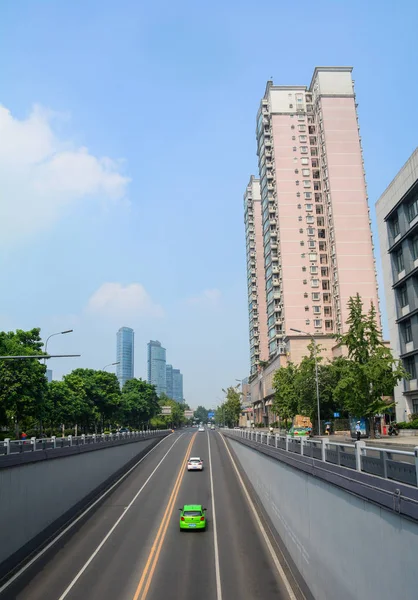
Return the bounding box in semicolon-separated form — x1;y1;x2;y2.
228;429;418;488
1;430;166;457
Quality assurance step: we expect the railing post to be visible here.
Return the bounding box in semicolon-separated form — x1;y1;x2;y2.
51;435;56;449
382;450;388;479
4;438;10;455
285;435;290;452
81;434;85;445
92;434;96;444
355;440;366;472
68;435;72;447
30;437;36;452
101;433;105;442
321;438;327;462
414;447;418;486
275;434;278;449
300;437;304;456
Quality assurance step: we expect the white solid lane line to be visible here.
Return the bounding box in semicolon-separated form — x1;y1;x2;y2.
0;433;181;597
207;431;223;600
57;433;184;600
219;433;297;600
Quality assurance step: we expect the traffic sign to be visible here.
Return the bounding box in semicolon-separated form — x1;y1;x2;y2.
161;406;172;415
208;411;215;419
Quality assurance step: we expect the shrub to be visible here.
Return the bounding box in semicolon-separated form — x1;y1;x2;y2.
397;419;418;429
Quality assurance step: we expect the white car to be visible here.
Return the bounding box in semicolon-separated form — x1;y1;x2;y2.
198;426;205;432
187;457;203;471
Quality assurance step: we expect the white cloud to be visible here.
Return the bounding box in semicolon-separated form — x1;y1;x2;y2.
187;288;222;306
0;104;130;245
86;283;164;319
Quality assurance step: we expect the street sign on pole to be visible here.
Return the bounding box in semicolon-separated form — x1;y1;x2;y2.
161;406;172;416
184;410;194;419
208;411;215;419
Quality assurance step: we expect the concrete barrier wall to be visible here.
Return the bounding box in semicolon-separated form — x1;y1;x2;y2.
229;438;418;600
0;435;166;569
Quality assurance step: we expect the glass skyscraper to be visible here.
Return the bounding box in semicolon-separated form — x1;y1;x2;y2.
147;340;167;396
166;364;173;399
116;327;134;389
172;368;183;403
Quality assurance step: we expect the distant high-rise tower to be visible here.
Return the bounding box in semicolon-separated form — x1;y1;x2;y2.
172;368;183;403
166;364;173;398
245;66;380;365
116;327;134;388
147;340;167;396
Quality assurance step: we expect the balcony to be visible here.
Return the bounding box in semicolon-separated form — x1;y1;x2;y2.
271;242;278;250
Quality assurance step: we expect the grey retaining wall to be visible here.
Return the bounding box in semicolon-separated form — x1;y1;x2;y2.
228;437;418;600
0;433;168;577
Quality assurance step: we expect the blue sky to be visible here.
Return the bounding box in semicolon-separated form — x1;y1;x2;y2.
0;0;417;408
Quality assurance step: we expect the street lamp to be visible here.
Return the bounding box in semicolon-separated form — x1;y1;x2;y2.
103;362;120;371
44;330;73;364
290;328;321;436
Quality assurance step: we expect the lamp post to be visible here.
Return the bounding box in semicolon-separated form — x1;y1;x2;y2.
44;330;73;364
290;328;321;436
103;362;120;371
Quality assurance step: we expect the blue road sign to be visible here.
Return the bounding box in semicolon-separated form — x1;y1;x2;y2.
208;411;215;419
333;412;340;418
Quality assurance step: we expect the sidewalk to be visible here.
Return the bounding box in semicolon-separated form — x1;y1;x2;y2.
319;434;418;450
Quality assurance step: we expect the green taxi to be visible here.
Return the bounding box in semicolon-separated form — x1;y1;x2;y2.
179;504;207;531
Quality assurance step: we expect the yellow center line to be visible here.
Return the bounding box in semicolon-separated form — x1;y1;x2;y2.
132;433;196;600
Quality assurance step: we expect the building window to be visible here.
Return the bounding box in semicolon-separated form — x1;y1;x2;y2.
299;135;307;142
313;306;321;314
298;125;306;132
405;356;416;379
408;198;418;222
304;292;308;298
303;181;311;188
305;192;312;199
307;227;315;236
291;125;295;130
399;285;408;308
297;204;302;209
412;236;418;260
302;266;307;272
312;292;320;301
294;169;299;174
314;319;322;328
296;180;300;186
302;169;310;176
305;305;309;311
309;253;317;261
299;216;303;222
404;320;413;343
310;265;318;274
308;240;316;249
305;203;313;211
300;146;308;154
391;215;400;237
299;228;304;233
300;241;305;246
293;147;297;151
306;320;310;325
306;216;314;224
292;136;296;141
301;158;309;165
395;247;404;273
297;192;301;197
311;279;319;288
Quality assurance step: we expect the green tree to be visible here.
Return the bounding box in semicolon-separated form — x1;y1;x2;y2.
194;405;209;423
121;378;160;428
335;294;407;437
0;328;48;437
272;362;299;427
222;386;242;427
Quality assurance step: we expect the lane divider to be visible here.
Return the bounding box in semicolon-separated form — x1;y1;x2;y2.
56;433;184;600
207;430;223;600
132;433;196;600
0;432;178;597
219;433;297;600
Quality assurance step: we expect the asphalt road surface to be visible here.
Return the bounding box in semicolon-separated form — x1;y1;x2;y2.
2;429;305;600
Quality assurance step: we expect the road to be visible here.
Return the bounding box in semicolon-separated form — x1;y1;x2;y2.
1;429;304;600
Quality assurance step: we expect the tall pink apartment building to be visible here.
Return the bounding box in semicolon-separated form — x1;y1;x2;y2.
245;67;380;379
